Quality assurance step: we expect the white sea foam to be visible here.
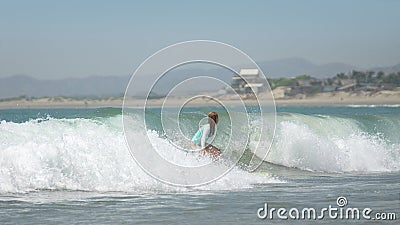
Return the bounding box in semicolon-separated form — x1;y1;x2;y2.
345;104;400;108
0;116;279;194
254;113;400;172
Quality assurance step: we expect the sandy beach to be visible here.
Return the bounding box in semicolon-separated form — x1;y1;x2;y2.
273;90;400;105
0;90;399;108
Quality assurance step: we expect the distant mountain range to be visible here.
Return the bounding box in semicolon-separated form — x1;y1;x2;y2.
0;75;130;99
370;63;400;75
1;58;399;99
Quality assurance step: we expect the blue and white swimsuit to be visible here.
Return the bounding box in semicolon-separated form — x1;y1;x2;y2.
191;124;210;148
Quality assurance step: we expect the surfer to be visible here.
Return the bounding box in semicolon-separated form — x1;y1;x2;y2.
190;111;221;158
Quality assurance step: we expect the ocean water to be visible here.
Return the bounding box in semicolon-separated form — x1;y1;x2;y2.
0;106;399;224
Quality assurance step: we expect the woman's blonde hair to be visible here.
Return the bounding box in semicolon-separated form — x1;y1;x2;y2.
208;111;218;136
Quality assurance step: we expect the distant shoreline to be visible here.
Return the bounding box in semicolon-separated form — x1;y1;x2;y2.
0;90;399;108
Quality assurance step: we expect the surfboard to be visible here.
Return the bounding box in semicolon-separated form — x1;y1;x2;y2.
201;144;221;159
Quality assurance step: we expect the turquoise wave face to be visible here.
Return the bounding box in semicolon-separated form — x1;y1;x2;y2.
0;107;122;123
1;105;399;122
276;105;400;116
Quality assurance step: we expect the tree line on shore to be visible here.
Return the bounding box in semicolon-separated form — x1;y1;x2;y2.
268;70;400;94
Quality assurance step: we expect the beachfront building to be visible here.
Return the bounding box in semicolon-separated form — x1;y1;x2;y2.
336;79;357;91
231;69;266;94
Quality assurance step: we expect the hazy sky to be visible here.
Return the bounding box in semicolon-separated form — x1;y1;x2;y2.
0;0;399;79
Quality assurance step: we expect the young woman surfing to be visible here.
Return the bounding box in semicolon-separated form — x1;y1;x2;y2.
190;111;221;158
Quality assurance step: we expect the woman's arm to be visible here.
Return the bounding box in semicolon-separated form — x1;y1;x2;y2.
201;124;210;148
